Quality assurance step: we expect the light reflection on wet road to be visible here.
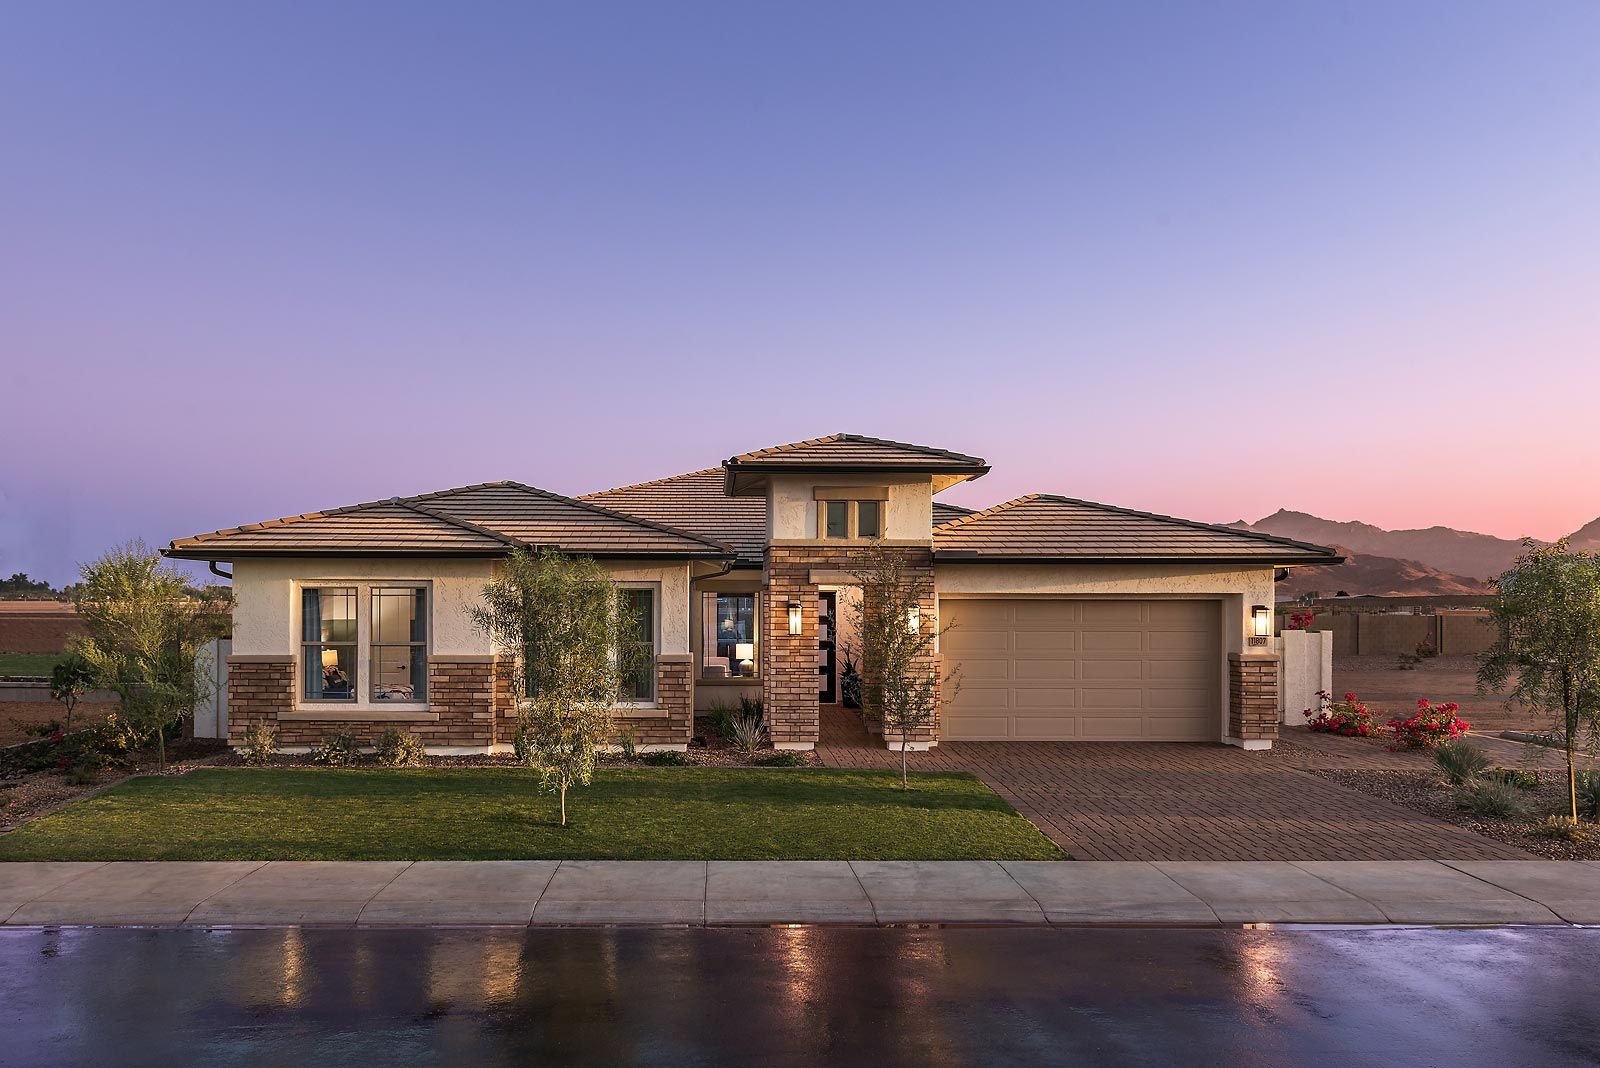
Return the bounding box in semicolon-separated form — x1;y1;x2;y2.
2;925;1597;1067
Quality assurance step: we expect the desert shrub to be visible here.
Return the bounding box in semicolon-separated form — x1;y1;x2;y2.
1486;767;1540;791
65;763;98;785
240;723;278;767
730;712;769;756
1305;691;1379;737
737;694;763;720
642;749;690;767
616;725;639;761
312;727;362;767
373;728;425;768
1578;771;1600;821
1433;740;1491;785
1454;779;1527;818
1415;640;1439;659
754;752;805;768
840;644;863;709
1388;699;1470;750
706;702;739;742
1533;815;1590;842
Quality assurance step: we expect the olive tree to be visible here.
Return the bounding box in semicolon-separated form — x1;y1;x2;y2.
1478;540;1600;823
849;546;957;789
71;542;231;771
471;547;647;826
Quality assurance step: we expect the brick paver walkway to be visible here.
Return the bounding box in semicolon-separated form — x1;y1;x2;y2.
815;707;1533;862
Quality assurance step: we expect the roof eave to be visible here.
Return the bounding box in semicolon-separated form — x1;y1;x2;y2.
163;546;738;563
932;552;1346;566
724;463;990;497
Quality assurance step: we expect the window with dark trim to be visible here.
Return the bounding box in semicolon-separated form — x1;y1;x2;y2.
302;588;358;701
701;591;758;679
620;587;657;701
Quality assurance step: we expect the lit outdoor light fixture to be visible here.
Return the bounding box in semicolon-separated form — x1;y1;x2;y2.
1251;605;1271;638
788;600;803;636
907;604;921;634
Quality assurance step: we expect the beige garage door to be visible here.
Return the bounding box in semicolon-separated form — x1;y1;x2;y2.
939;599;1220;741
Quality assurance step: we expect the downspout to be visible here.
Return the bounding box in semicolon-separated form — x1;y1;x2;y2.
209;561;233;581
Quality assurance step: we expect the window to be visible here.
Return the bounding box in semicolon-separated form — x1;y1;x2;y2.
372;588;427;701
620;587;657;702
300;584;429;704
856;499;882;539
701;591;758;679
824;500;849;539
817;496;886;540
302;588;357;701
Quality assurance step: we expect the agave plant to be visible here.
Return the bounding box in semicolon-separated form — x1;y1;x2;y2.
731;712;768;756
1433;740;1491;786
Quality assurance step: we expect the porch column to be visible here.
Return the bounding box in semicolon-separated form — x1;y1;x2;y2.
764;546;821;750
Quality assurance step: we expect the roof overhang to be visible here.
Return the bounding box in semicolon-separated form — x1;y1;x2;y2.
162;546;736;563
724;464;990;497
933;551;1346;566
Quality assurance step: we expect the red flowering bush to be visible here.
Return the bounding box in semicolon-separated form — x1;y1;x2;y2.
1388;698;1470;750
1305;691;1378;737
1288;611;1315;631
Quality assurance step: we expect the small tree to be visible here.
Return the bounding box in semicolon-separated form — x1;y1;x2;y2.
1478;539;1600;823
470;547;645;827
850;547;956;789
50;652;96;734
70;542;231;771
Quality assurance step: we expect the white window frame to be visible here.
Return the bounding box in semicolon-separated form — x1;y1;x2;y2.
296;580;432;713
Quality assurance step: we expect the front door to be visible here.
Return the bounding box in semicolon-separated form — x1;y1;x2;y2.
817;592;838;703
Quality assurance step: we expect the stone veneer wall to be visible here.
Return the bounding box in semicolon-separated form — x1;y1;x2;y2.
489;653;692;751
227;657;294;746
764;544;938;749
1228;652;1280;744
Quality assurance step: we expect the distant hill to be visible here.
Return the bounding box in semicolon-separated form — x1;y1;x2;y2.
1567;516;1600;554
1243;509;1535;580
1269;544;1490;599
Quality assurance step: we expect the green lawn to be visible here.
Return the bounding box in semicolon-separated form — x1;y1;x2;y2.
0;767;1064;861
0;652;66;677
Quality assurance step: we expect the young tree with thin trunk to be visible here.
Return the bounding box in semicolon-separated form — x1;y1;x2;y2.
49;652;96;735
849;546;957;789
71;542;231;771
1478;539;1600;824
471;547;646;827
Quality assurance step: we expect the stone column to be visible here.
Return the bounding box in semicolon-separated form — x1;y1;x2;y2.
1227;651;1280;750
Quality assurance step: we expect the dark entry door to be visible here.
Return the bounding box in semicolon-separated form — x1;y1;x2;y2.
817;592;838;703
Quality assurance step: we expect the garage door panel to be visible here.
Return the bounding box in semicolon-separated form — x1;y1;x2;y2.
939;598;1220;742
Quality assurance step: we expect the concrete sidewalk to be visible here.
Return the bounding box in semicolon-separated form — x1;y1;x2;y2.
3;860;1598;928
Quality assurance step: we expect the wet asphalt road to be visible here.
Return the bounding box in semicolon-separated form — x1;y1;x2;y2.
2;925;1597;1067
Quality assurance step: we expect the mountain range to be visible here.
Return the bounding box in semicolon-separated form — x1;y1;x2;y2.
1230;509;1600;598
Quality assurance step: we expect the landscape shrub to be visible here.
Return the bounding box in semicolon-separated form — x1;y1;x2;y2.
1415;640;1439;659
706;702;739;742
373;728;426;768
1388;699;1470;750
312;727;362;767
1533;815;1589;842
1454;779;1527;818
753;752;805;767
1486;767;1540;791
1305;691;1379;737
1433;741;1491;785
241;723;278;767
65;763;98;785
641;750;690;767
1578;771;1600;822
730;712;768;756
1287;611;1315;631
616;725;638;761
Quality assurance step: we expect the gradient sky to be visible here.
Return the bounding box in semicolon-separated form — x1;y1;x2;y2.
3;1;1598;586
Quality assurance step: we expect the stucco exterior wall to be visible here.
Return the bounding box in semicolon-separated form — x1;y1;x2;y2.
934;563;1277;653
231;557;497;658
767;474;934;542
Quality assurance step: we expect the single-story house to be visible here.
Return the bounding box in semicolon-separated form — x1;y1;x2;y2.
166;434;1341;753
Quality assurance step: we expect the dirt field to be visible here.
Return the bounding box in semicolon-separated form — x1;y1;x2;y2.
1334;655;1543;731
0;701;119;747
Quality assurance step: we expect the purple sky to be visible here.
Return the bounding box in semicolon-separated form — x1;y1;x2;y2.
3;2;1598;586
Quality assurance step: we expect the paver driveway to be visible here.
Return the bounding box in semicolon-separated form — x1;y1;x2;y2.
815;707;1532;861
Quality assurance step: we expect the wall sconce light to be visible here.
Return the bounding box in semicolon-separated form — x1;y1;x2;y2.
907;604;921;634
788;600;803;636
1251;604;1271;638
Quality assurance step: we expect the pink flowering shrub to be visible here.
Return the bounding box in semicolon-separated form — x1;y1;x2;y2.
1305;691;1378;737
1287;611;1315;631
1387;698;1470;750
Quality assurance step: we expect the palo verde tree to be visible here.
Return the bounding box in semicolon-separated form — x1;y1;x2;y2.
470;547;648;827
71;542;231;771
849;546;957;789
1478;539;1600;823
49;652;97;734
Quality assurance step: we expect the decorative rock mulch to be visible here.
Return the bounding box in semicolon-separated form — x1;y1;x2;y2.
1311;767;1600;860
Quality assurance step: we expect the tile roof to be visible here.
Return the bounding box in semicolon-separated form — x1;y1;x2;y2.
724;433;988;470
582;469;767;567
166;482;734;560
932;495;1342;564
932;501;976;525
